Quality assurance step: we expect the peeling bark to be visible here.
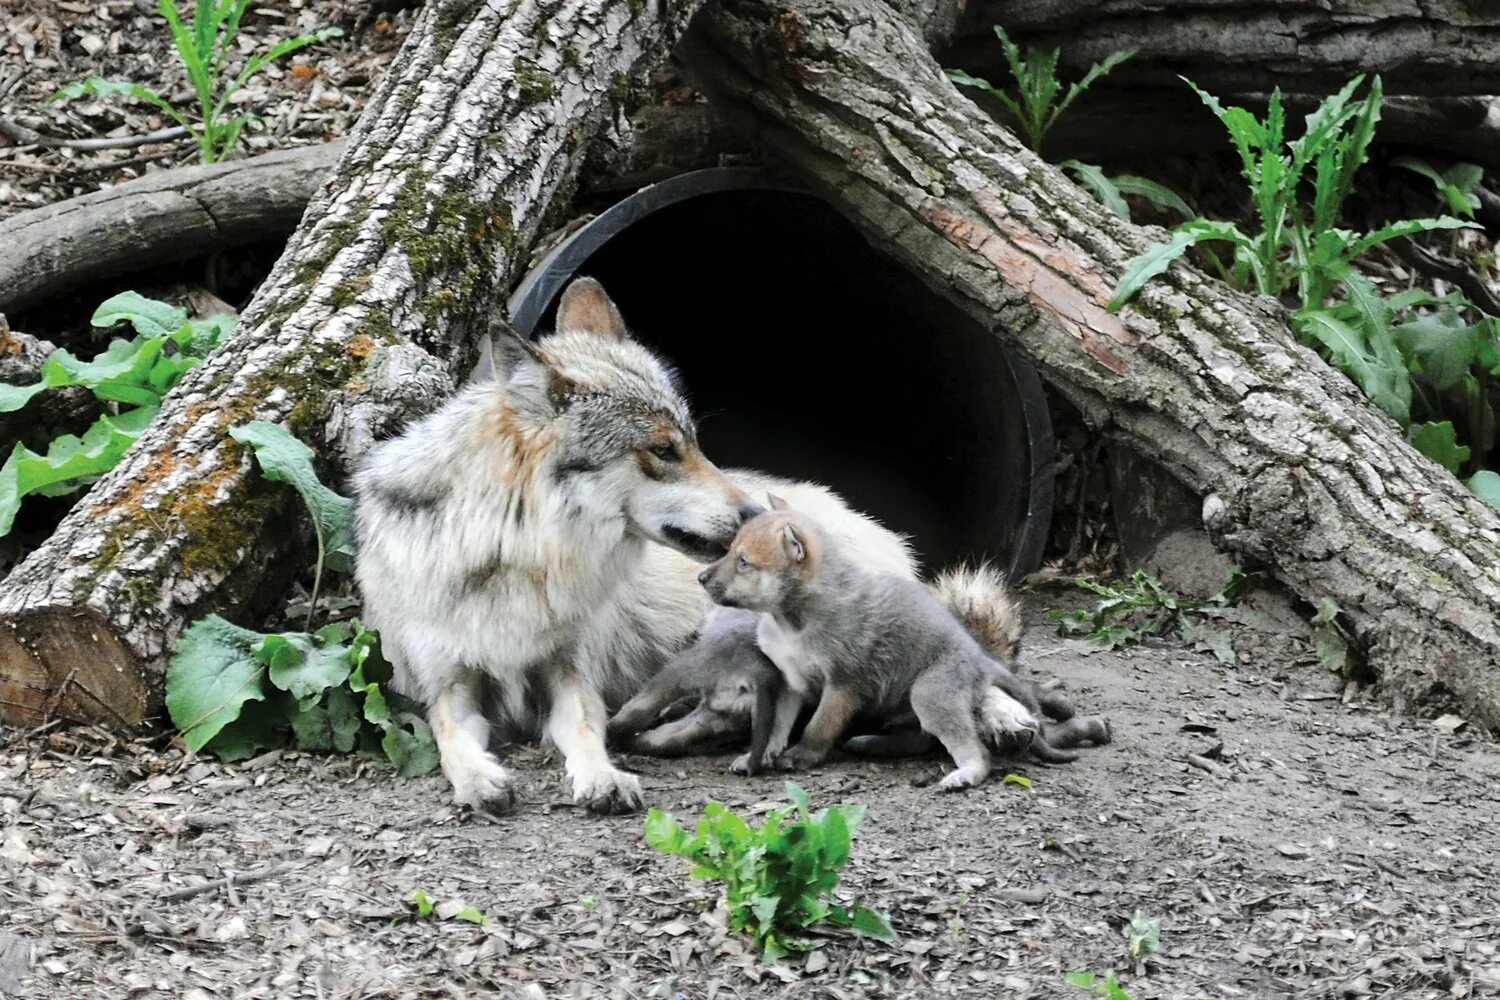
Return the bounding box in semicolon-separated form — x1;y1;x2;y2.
949;0;1500;98
0;0;702;727
683;0;1500;728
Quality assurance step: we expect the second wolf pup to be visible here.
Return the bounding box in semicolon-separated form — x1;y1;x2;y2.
698;498;1107;789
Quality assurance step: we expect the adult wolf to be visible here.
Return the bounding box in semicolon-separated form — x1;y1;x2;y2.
353;278;762;815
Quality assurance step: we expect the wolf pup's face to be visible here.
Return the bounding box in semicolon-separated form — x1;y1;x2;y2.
698;497;822;612
500;278;760;561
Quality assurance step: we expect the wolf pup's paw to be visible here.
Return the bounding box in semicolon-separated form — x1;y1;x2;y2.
729;752;761;776
938;766;986;792
573;767;644;815
449;758;518;815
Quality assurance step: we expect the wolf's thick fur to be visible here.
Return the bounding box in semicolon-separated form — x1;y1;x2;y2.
699;499;1111;789
353;279;765;814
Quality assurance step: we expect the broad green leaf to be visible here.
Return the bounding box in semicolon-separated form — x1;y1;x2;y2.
1396;310;1482;392
1467;470;1500;510
785;781;812;817
1067;971;1099;989
229;421;353;564
1107;230;1198;311
1310;597;1351;675
0;409;152;536
1108;174;1194;219
848;904;896;941
0;382;49;414
411;889;435;918
208;706;285;762
165;614;267;752
381;715;439;777
1002;773;1033;789
91;291;188;339
1061;160;1130;218
257;632;353;705
1349;216;1474;258
454;906;488;925
1409;421;1471;474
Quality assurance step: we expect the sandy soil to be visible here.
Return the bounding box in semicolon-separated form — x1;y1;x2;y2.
2;597;1497;1000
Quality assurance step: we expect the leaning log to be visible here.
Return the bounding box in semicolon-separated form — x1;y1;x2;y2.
0;143;343;317
947;0;1500;98
0;0;702;727
683;0;1500;728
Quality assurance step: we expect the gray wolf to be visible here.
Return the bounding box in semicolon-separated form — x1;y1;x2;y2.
698;497;1110;789
353;278;763;814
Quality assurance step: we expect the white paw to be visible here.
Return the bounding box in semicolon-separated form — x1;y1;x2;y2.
447;755;517;814
982;687;1038;735
572;766;644;815
729;751;762;776
939;767;985;792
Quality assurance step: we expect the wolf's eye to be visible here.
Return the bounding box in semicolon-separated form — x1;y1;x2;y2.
737;554;750;572
650;443;678;462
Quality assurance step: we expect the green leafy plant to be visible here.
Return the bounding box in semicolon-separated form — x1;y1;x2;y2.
1107;75;1500;507
0;291;231;536
645;782;894;962
1394;156;1483;219
1059;161;1194;223
1067;971;1134;1000
165;422;436;774
1049;567;1249;661
949;27;1133;155
1109;76;1471;309
1126;911;1161;961
52;0;340;163
402;890;490;926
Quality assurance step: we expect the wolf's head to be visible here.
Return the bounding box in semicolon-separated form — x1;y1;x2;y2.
496;278;760;561
698;495;824;612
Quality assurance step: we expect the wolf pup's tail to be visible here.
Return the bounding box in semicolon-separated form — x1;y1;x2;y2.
932;563;1023;666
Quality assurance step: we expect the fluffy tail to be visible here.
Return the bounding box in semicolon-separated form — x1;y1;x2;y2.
932;563;1023;666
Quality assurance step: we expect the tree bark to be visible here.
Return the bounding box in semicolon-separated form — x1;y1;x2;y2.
682;0;1500;728
0;0;702;728
0;143;343;317
947;0;1500;99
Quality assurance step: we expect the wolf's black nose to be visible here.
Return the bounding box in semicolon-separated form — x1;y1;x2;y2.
738;501;766;522
697;568;713;586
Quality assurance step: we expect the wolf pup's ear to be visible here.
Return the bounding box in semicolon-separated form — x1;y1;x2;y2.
556;277;628;339
767;494;791;512
781;522;806;563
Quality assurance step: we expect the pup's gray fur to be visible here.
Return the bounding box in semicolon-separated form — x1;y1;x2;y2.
699;498;1110;789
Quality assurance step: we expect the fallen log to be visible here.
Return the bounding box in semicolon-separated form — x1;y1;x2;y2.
948;0;1500;98
0;143;343;316
683;0;1500;727
0;0;703;727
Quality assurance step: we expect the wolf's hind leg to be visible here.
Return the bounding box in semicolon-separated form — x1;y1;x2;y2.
546;671;644;814
1044;714;1112;748
910;671;991;791
843;728;939;758
631;703;742;756
432;673;517;814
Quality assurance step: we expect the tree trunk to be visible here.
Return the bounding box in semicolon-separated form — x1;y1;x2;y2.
681;0;1500;729
947;0;1500;98
0;0;701;728
0;143;343;317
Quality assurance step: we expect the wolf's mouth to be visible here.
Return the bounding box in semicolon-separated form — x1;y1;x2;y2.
662;525;730;562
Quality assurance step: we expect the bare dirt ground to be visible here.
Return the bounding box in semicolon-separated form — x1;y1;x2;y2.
2;596;1497;1000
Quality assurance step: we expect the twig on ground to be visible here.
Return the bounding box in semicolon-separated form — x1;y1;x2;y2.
160;864;294;903
0;122;189;152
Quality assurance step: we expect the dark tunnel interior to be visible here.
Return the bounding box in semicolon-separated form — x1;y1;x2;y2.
522;184;1050;575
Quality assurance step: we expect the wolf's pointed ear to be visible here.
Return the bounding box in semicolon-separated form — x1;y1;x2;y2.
556;277;628;339
767;494;791;512
781;522;806;563
494;332;577;414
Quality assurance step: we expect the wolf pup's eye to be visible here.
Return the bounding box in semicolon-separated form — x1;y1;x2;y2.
650;443;678;462
737;554;750;572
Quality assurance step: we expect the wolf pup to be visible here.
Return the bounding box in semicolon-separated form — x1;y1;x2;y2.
698;498;1109;789
353;278;762;815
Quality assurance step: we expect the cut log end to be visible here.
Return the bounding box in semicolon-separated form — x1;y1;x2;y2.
0;608;148;728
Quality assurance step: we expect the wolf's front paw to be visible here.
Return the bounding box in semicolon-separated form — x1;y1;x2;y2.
729;752;762;776
448;756;518;815
776;745;825;772
573;767;644;815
